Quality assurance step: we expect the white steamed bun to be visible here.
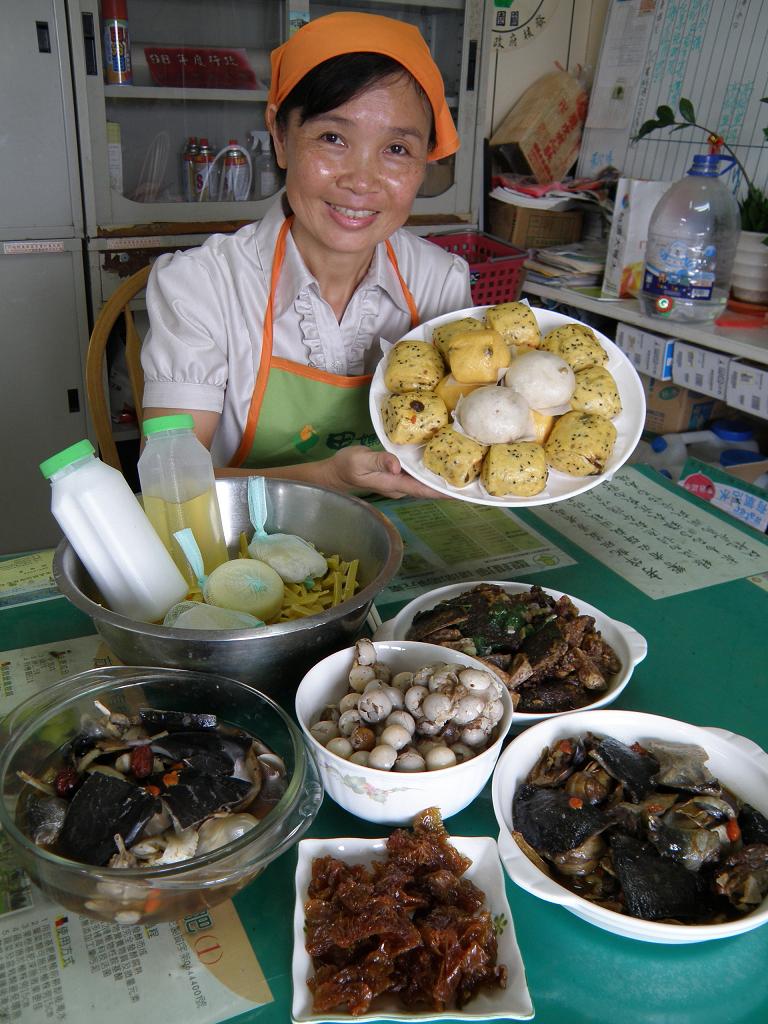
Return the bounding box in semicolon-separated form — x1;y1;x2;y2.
454;385;531;445
504;349;576;410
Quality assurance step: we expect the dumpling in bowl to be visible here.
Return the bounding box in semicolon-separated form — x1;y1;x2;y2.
570;366;622;419
423;426;487;487
486;301;541;350
431;316;485;360
541;323;608;372
545;411;617;476
481;442;548;497
454;385;531;445
504;350;576;410
381;392;449;445
384;340;445;393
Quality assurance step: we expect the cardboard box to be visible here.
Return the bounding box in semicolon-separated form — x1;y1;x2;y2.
640;375;726;433
601;178;672;299
615;323;674;381
489;70;588;184
678;456;768;532
672;341;731;400
724;458;768;485
726;361;768;420
487;199;583;249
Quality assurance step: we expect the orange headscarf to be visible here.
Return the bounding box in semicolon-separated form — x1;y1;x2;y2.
268;13;460;162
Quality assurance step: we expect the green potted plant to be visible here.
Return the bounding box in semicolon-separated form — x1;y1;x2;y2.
633;98;768;304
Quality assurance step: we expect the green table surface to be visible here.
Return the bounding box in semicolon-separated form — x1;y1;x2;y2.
2;499;767;1024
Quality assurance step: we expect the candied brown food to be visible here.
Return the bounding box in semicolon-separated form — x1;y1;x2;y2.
304;808;508;1015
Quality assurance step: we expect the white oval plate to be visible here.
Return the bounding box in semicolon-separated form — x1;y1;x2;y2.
369;304;645;507
381;580;647;723
291;835;534;1022
491;709;768;943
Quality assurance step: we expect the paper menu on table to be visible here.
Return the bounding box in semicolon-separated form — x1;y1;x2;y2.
374;499;574;607
532;467;768;599
0;835;272;1024
0;635;118;719
0;551;58;609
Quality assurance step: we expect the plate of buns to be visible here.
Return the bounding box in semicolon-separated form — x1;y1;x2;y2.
369;302;645;507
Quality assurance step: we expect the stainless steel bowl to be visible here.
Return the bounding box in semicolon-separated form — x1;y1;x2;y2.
53;477;403;703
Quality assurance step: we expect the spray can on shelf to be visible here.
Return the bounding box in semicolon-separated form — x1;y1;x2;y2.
193;138;218;201
182;136;198;202
220;140;251;201
101;0;132;86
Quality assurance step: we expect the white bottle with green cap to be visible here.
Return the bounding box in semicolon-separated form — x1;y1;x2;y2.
40;440;188;622
137;414;228;587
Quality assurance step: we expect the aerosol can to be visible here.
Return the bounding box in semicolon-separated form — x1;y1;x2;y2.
181;136;198;202
220;139;251;201
193;138;218;201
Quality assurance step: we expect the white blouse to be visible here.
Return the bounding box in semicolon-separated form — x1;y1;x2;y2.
141;194;472;466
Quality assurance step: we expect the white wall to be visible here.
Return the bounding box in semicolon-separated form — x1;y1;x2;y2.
485;0;609;138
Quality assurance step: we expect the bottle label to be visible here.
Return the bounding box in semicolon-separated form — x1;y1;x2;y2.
103;21;132;85
643;237;716;300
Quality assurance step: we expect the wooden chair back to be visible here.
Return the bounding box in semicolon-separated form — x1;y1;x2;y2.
85;264;151;471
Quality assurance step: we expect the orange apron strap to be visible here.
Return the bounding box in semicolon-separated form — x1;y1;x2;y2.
230;216;294;468
385;239;420;330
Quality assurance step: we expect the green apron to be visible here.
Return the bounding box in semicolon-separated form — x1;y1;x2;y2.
230;216;419;469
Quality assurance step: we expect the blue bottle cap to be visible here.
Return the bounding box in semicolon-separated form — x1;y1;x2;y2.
719;449;765;468
650;436;669;453
687;154;720;176
711;418;754;442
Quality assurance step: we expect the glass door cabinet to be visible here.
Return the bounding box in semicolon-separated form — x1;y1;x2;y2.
69;0;487;237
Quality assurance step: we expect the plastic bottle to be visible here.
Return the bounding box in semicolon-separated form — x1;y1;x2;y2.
685;419;759;464
39;439;187;622
252;132;280;199
646;420;760;481
640;154;741;323
137;415;229;587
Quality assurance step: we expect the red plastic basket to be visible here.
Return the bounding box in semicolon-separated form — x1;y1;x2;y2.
425;231;528;306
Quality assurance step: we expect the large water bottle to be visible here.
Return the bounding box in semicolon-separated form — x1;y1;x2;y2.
640;154;741;323
40;439;188;622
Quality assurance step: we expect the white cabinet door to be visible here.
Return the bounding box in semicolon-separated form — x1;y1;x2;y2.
0;0;83;239
0;243;90;554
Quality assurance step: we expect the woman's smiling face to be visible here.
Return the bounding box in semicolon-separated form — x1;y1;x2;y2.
269;73;432;269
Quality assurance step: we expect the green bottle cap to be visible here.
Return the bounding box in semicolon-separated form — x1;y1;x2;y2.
142;414;195;436
39;439;95;479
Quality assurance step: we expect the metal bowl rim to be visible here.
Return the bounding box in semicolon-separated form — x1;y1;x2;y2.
53;482;403;641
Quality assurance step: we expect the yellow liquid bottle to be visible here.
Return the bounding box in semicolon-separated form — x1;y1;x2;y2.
137;415;230;591
143;489;229;586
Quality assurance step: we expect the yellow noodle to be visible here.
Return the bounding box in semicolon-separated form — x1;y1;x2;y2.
342;559;359;600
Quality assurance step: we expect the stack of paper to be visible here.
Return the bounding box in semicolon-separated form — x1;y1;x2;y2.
524;242;607;288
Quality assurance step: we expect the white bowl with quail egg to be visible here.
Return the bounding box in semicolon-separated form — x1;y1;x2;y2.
295;639;514;825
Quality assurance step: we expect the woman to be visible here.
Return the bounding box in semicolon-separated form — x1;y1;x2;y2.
141;13;471;498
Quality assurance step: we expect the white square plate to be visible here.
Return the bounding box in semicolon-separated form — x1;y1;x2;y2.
291;835;534;1022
